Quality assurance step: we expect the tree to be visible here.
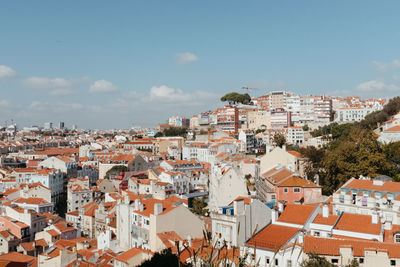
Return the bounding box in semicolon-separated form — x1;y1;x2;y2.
139;249;188;267
105;165;128;179
300;253;333;267
190;196;209;216
302;125;310;131
321;128;390;194
273;132;286;148
220;92;251;105
382;141;400;178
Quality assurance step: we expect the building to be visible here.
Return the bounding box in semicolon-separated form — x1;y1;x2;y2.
58;122;65;130
332;177;400;225
43;122;53;130
269;91;288;110
168;116;190;128
286;126;304;145
116;195;204;252
215;106;239;135
211;197;271;247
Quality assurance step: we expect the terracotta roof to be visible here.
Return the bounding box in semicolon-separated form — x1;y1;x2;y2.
47;229;60;237
115;247;153;263
277;176;320;188
287;150;303;158
343;179;400;193
0;252;36;263
264;168;294;185
21;241;35;251
133;196;183;217
246;224;299;251
334;213;381;235
384;125;400;132
277;204;316;225
312;214;339;226
304;235;400;258
229;196;252;206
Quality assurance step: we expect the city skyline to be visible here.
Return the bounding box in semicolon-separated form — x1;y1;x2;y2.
1;1;400;128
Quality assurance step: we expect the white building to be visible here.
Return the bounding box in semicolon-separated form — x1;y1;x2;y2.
286;126;304;145
211;197;271;248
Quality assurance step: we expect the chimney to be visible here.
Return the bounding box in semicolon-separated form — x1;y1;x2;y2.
271;209;279;224
322;204;329;218
140;204;144;212
233;199;245;216
282;144;286;151
384;221;392;231
187;235;192;247
372;212;379;224
124;196;130;205
298;233;304;243
154;203;163;216
278;202;284;213
134;199;141;210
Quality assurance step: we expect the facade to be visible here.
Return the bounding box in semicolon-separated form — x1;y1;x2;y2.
211;197;271;247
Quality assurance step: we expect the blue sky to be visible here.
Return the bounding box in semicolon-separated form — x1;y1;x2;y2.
1;1;400;129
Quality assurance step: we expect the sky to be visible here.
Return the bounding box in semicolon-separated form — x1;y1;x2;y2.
1;1;400;129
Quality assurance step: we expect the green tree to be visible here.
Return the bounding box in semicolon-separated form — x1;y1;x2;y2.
322;128;390;194
273;132;286;148
300;253;333;267
302;125;310;131
220;92;251;105
382;141;400;177
191;196;209;216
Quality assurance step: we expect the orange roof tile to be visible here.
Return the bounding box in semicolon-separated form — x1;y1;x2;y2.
334;213;381;235
246;224;299;251
277;204;316;225
277;176;320;188
304;235;400;258
115;247;153;264
312;214;339;226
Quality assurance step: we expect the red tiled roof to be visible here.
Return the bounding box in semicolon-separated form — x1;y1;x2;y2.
246;224;299;251
312;214;339;226
334;213;381;235
277;204;316;225
304;235;400;258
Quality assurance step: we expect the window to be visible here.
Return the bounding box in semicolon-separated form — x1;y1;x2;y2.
395;234;400;243
284;188;288;193
287;260;292;267
265;257;270;264
391;260;396;266
314;231;320;237
294;188;300;193
275;259;278;266
359;258;364;264
331;258;338;264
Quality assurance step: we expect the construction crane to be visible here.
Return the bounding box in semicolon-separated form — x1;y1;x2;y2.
241;86;259;92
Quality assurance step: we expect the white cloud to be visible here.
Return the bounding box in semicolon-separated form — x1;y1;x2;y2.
0;65;17;80
356;80;399;92
0;100;9;107
372;59;400;71
147;85;218;105
22;77;71;89
29;101;83;112
149;85;190;102
89;79;117;93
175;52;198;64
50;89;73;96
